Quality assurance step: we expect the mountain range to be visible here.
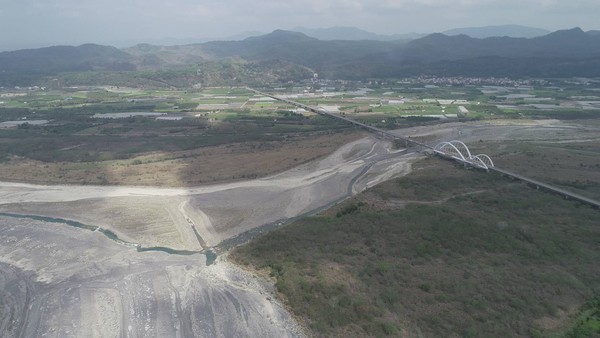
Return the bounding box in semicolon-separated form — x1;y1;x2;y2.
292;25;549;41
1;27;600;86
442;25;550;39
291;26;424;41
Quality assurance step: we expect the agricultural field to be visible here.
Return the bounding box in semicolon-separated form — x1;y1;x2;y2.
258;79;600;129
1;81;599;186
0;86;360;185
2;79;600;337
229;83;600;337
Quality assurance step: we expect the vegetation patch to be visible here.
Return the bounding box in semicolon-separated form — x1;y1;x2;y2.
0;87;363;186
469;137;600;200
232;156;600;337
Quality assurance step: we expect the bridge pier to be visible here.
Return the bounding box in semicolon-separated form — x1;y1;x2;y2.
249;87;600;210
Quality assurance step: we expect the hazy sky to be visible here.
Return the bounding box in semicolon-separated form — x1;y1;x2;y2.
1;0;599;50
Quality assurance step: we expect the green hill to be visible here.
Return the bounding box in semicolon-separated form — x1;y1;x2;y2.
0;44;135;74
3;28;600;86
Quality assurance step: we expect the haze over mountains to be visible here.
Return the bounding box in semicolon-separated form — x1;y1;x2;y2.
1;26;600;86
292;25;550;41
442;25;550;39
291;27;424;42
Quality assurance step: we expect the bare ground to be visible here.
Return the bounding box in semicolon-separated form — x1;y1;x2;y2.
1;118;596;337
0;216;305;337
0;132;362;187
0;134;420;337
0;136;420;249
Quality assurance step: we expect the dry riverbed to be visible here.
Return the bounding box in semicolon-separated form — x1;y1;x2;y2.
1;119;595;337
0;216;304;337
0;135;419;337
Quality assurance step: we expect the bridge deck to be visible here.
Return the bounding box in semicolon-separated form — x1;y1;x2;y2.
490;167;600;208
248;87;600;209
247;88;431;149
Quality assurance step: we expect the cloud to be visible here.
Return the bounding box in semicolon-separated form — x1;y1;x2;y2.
1;0;599;49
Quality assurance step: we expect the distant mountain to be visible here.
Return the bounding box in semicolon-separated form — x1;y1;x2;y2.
0;44;134;74
195;28;600;78
332;27;600;78
220;31;265;41
198;30;395;69
443;25;550;38
124;43;210;69
3;27;600;86
291;26;423;42
400;28;600;62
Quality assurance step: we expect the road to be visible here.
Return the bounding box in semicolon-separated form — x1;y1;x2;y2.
248;87;600;209
489;167;600;208
246;87;430;149
1;92;598;336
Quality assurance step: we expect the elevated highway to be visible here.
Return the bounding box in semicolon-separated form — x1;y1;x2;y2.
248;87;600;209
489;167;600;208
247;87;431;149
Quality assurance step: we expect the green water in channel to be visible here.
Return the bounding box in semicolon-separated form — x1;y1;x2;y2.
0;212;217;265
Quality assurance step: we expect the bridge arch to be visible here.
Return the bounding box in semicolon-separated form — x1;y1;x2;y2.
470;156;489;170
434;141;468;161
434;141;495;170
472;154;494;168
448;140;473;159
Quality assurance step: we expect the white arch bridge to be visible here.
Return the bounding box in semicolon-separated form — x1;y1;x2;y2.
434;140;495;170
249;87;600;209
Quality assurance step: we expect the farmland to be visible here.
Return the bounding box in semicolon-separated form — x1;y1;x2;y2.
1;80;600;337
0;86;361;185
2;80;600;187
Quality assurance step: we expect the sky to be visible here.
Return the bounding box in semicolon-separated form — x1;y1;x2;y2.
1;0;599;50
